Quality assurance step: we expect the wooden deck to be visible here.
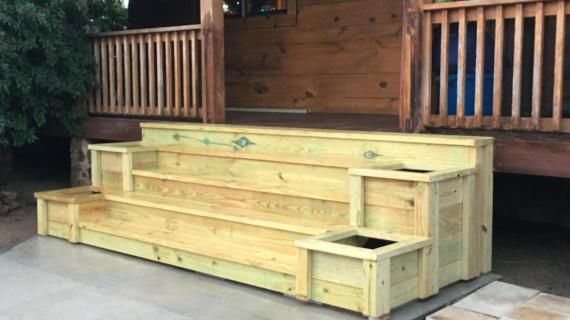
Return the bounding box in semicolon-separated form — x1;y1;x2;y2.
81;113;400;142
61;111;570;179
228;112;400;131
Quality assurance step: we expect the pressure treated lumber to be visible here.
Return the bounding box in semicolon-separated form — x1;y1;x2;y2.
35;123;493;319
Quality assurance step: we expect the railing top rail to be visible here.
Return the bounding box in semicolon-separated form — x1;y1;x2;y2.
89;24;202;38
422;0;556;11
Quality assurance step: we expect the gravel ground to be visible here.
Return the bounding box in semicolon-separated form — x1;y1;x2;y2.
493;219;570;297
0;167;68;254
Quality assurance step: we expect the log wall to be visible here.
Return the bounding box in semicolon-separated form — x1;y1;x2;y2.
225;0;403;114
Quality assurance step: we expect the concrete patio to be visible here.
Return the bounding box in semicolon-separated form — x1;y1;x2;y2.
0;237;365;320
0;237;499;320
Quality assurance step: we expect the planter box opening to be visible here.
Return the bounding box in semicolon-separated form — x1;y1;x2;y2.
335;235;395;249
396;168;433;173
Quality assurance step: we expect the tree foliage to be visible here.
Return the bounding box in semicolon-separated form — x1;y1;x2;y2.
0;0;95;147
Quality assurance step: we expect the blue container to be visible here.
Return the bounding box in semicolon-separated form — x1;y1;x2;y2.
447;74;494;116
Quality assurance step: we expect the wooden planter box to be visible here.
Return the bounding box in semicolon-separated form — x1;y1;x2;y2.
295;228;432;318
294;165;479;317
35;186;105;243
348;164;480;286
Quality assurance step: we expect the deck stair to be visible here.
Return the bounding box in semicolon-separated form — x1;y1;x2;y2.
35;123;494;319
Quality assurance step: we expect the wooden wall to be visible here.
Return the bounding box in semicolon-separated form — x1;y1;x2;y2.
225;0;403;114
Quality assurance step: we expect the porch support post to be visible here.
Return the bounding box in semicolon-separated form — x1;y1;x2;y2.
70;137;92;187
400;0;424;133
201;0;226;123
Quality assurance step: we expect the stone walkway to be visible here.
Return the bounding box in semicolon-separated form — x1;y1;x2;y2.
428;281;570;320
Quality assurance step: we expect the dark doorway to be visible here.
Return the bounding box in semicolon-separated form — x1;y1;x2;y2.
128;0;200;29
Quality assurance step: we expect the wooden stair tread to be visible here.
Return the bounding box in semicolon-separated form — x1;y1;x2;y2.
131;167;347;202
104;191;343;235
79;217;297;274
81;217;187;248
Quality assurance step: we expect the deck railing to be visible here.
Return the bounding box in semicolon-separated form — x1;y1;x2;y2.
413;0;570;132
88;25;205;119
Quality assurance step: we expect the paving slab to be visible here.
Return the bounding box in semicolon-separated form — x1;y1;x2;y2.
427;306;497;320
525;293;570;315
501;293;570;320
454;281;540;318
501;306;570;320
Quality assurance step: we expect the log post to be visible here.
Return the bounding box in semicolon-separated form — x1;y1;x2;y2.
201;0;226;123
399;0;424;133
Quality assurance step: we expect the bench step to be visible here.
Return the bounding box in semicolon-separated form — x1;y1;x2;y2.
79;217;298;274
131;167;348;203
104;191;341;236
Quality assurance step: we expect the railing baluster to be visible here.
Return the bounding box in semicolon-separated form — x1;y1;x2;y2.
139;34;147;115
148;34;156;114
109;38;116;114
94;39;102;113
421;11;433;127
165;32;172;115
124;36;131;114
457;8;467;128
553;0;566;131
88;41;95;113
157;33;164;116
101;39;109;113
512;4;524;129
182;31;190;117
131;36;139;114
174;31;181;117
439;10;450;127
115;37;124;114
474;7;486;128
492;5;504;129
532;1;545;130
192;31;198;118
201;32;207;122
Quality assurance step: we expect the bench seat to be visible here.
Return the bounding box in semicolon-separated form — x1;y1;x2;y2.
80;215;300;275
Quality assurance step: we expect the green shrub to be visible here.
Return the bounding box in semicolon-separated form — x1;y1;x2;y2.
0;0;95;147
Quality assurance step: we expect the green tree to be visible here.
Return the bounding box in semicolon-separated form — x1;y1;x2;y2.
0;0;95;147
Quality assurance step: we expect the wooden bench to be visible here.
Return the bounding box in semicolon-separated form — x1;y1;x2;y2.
35;123;494;319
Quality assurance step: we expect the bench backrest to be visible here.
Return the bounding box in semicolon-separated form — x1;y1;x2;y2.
139;124;491;237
